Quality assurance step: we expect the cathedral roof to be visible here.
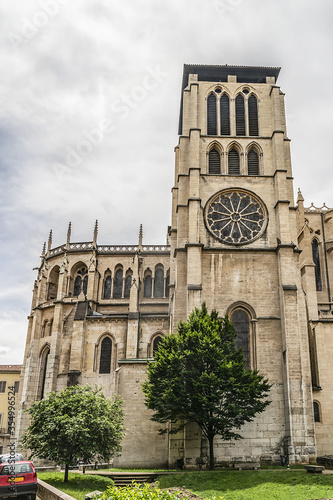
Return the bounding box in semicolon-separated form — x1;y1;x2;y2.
182;64;280;88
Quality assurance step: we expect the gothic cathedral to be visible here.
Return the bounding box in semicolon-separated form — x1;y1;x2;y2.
17;65;333;467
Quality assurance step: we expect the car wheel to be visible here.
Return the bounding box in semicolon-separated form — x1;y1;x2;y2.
30;493;37;500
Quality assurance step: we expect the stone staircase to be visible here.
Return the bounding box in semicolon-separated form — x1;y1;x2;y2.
90;471;159;487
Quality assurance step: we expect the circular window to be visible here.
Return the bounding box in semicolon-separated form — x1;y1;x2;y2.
205;189;268;245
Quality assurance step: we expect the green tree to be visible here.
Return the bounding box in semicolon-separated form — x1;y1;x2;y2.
142;304;271;470
21;385;125;482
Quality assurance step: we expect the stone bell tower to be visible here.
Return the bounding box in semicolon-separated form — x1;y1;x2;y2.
168;65;316;465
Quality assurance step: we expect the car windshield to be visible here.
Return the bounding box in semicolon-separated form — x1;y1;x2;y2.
0;464;33;475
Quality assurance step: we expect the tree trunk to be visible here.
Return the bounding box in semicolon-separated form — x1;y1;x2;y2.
64;464;69;483
208;435;215;470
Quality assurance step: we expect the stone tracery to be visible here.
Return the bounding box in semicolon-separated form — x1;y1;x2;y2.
205;189;267;244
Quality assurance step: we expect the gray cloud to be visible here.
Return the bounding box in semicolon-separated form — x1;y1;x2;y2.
1;0;333;362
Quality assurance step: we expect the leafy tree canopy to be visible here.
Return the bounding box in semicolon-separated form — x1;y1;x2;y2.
21;385;125;481
142;304;271;469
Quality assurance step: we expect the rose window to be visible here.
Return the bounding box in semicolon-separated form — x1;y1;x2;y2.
205;189;268;245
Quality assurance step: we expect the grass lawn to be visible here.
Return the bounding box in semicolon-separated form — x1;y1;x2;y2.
156;470;333;500
37;469;333;500
37;472;114;500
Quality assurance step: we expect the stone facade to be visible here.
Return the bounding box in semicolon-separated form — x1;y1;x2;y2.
16;65;332;466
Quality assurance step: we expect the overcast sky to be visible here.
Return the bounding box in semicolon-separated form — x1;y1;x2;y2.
1;0;333;364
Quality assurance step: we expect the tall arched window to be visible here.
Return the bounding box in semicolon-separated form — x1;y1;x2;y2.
47;266;59;301
48;319;53;337
74;276;82;296
165;272;170;298
248;95;259;136
231;309;250;369
154;268;164;298
207;93;217;135
113;268;123;298
220;94;230;135
248;149;259;175
73;266;88;297
99;337;112;374
124;274;132;298
312;239;322;291
152;335;163;356
209;149;221;174
144;274;152;298
83;275;88;296
313;401;320;422
41;320;48;338
103;275;112;299
235;94;245;136
228;148;240;175
39;347;50;400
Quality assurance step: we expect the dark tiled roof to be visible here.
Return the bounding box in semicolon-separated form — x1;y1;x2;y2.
0;365;22;372
182;64;280;87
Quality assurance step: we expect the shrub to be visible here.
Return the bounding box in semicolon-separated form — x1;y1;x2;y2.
97;482;184;500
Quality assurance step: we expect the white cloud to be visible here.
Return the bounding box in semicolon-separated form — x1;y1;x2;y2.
1;0;333;360
0;313;27;364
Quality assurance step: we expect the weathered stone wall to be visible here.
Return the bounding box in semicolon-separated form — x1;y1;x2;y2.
114;362;168;467
312;321;333;455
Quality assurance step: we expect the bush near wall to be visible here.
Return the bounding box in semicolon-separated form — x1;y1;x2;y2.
317;455;333;468
97;483;190;500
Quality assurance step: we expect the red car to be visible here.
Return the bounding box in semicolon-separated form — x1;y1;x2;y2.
0;461;37;500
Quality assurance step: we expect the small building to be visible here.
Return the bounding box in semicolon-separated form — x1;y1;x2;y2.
0;365;21;455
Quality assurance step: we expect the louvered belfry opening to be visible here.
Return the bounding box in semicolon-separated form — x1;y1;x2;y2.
235;94;245;136
207;93;217;135
248;149;259;175
228;148;240;175
209;148;221;174
248;95;259;136
220;94;230;135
